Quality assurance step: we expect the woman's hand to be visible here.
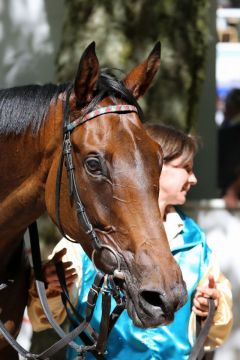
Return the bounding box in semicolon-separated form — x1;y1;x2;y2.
192;274;219;317
43;248;78;292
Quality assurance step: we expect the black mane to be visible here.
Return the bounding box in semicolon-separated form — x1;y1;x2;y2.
0;82;70;135
0;70;143;135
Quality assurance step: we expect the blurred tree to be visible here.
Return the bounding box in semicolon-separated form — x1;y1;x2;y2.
56;0;211;131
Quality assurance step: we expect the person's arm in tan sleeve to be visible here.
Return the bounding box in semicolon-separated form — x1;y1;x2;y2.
27;239;82;332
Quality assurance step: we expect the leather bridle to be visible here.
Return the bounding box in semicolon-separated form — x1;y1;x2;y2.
55;87;139;272
55;85;139;254
35;92;139;358
32;92;140;358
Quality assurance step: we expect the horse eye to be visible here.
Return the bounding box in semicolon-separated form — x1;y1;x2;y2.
85;157;102;175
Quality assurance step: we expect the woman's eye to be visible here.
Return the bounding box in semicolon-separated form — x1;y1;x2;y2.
184;165;192;173
85;157;102;174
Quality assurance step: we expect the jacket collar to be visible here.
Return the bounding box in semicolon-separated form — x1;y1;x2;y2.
164;206;184;246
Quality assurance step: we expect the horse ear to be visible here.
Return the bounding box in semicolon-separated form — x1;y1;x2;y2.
74;42;100;105
123;42;161;99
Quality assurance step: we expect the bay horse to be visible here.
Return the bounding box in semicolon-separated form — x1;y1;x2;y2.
0;42;187;358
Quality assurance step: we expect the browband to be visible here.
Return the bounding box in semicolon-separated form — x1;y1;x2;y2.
65;104;138;132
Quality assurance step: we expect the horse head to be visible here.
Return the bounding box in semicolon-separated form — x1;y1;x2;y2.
45;42;187;328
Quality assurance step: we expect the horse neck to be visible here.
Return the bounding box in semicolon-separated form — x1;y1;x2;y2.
0;100;63;246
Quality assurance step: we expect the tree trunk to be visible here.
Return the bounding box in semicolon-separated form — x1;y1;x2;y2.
56;0;210;131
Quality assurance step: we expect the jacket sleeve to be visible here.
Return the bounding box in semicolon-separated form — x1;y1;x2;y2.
27;238;82;332
189;254;233;351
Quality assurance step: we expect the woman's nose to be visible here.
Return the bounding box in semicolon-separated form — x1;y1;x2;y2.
189;172;197;185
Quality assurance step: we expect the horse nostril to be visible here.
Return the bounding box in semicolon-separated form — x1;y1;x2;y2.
140;290;174;322
140;290;164;307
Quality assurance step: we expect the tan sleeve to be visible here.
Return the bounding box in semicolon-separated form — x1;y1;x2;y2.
189;257;233;351
27;238;82;332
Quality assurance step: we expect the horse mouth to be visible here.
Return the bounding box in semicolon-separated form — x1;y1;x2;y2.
126;297;171;328
120;276;176;328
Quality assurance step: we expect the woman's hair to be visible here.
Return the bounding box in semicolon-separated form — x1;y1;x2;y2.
145;123;198;165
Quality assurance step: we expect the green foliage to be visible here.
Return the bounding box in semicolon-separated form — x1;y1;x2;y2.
56;0;210;131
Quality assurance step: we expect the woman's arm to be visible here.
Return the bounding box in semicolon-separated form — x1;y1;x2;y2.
27;239;82;332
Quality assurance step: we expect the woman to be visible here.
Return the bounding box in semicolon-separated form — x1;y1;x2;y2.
28;124;233;359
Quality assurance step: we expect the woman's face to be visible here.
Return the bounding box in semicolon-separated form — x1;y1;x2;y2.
159;154;197;207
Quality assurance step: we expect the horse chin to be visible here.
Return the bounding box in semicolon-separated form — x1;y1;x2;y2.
125;296;172;329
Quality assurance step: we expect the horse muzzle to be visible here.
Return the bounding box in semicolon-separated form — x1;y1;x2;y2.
123;275;188;328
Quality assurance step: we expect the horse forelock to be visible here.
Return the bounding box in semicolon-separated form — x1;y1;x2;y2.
0;82;70;135
81;70;145;122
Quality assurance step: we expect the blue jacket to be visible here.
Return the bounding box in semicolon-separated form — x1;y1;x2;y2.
67;210;211;360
